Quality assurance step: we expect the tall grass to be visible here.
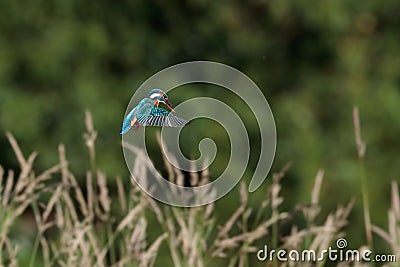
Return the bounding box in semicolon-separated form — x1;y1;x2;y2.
353;106;373;250
0;112;399;266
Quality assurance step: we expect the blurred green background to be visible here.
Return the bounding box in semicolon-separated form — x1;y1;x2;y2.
1;0;399;259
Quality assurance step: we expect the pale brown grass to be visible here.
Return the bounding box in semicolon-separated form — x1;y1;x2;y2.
0;112;398;267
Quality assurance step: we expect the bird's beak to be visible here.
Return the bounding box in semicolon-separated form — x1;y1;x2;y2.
164;99;175;112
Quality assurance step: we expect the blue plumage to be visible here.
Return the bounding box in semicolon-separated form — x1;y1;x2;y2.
120;89;190;134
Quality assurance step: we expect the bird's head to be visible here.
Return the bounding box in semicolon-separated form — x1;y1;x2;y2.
147;89;175;112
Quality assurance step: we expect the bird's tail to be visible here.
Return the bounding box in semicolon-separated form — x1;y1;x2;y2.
119;123;131;135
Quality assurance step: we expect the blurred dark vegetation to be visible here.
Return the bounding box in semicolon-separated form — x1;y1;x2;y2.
1;0;399;251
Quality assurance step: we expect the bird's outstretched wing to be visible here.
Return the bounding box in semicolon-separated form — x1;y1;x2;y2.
136;107;190;127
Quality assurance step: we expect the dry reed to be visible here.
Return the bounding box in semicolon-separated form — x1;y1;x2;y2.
0;111;398;267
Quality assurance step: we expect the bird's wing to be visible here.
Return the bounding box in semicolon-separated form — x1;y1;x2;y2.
136;107;190;127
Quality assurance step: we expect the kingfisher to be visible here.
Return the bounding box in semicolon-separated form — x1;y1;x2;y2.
119;89;190;134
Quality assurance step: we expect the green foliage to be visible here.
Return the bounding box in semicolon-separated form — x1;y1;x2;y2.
1;0;400;260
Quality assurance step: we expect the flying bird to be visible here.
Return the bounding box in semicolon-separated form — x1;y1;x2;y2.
119;89;190;134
